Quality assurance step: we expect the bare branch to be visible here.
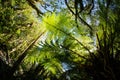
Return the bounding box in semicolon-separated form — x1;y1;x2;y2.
64;0;93;30
27;0;43;15
64;0;75;15
78;15;93;30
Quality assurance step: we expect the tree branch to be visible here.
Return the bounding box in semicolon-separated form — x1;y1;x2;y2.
27;0;43;15
78;15;93;30
64;0;93;30
64;0;75;15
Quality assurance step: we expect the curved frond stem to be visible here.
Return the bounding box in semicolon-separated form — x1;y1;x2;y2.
43;21;92;55
61;45;88;60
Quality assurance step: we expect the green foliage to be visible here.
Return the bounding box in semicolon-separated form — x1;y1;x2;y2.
41;13;75;39
0;0;43;80
0;0;42;59
24;12;95;79
0;0;120;80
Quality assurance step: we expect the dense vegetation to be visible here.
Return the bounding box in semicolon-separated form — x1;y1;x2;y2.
0;0;120;80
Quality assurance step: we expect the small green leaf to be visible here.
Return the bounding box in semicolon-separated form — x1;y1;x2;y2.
16;29;21;35
11;0;15;6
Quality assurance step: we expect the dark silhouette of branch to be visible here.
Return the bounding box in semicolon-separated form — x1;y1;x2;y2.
27;0;43;15
78;15;93;30
64;0;75;15
64;0;93;30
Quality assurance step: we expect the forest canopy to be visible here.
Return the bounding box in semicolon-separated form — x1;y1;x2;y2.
0;0;120;80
